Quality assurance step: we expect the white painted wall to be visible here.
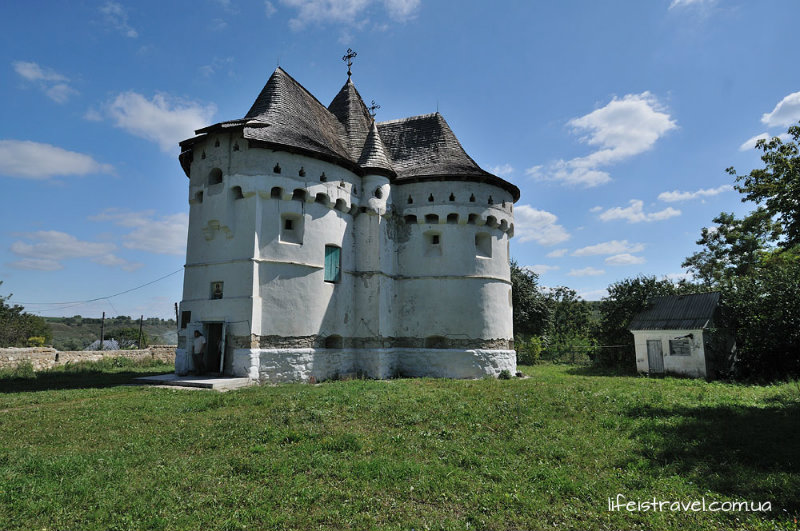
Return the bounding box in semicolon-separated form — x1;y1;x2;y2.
178;135;516;380
632;329;707;378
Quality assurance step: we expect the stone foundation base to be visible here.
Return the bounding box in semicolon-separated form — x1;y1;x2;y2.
220;348;516;383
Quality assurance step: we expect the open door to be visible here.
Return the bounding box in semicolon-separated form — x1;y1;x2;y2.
204;323;223;376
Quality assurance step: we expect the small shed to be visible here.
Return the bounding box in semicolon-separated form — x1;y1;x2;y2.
629;292;732;379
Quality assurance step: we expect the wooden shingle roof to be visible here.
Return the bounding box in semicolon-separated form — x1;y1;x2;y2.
178;67;519;200
328;79;373;161
377;113;520;200
629;292;721;331
358;121;395;177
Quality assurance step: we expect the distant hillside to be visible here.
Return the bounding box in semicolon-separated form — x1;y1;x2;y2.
44;316;177;350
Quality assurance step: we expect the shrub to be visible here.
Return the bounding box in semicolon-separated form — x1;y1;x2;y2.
27;336;46;347
498;369;512;380
516;336;543;365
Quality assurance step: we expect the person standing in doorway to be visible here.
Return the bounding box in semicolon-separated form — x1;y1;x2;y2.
192;330;206;375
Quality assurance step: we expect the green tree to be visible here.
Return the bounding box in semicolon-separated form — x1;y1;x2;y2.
683;122;800;380
542;286;596;361
596;276;695;368
0;282;52;347
510;260;551;337
682;209;781;286
729;123;800;247
720;249;800;379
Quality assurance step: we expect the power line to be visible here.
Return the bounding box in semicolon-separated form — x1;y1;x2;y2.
15;268;183;306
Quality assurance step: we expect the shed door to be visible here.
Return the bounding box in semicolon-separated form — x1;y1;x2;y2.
647;340;664;374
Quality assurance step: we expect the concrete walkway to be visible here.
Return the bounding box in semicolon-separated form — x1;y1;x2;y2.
135;373;253;391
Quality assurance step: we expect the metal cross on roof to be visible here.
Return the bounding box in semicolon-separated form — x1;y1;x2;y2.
342;48;357;79
368;99;381;119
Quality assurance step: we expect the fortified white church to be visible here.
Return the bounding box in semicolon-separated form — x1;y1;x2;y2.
174;61;519;382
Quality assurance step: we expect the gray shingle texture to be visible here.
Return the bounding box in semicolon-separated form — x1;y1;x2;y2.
179;68;518;200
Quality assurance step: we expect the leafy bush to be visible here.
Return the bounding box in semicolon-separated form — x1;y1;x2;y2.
27;336;46;347
516;336;542;365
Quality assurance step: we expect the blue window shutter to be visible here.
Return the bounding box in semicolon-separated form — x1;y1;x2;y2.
324;246;340;282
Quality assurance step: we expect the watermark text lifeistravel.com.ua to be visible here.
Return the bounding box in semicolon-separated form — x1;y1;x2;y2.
608;494;771;513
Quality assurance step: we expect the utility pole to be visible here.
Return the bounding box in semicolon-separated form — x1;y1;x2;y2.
138;315;144;349
100;312;105;351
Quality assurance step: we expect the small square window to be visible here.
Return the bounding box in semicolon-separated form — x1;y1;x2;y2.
669;339;691;356
180;311;191;329
210;282;223;300
280;214;303;244
432;234;440;245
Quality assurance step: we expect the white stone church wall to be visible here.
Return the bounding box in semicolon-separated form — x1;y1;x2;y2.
178;137;517;381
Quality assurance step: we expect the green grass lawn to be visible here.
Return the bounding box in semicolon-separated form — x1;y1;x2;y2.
0;361;797;530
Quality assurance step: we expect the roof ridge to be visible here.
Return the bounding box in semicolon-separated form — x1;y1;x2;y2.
377;112;440;125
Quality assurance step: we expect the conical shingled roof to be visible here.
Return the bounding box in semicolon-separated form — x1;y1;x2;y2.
241;67;352;164
358;121;395;177
177;68;519;200
377;112;519;200
327;79;373;160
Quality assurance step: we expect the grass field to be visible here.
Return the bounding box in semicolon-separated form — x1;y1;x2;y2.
0;361;797;530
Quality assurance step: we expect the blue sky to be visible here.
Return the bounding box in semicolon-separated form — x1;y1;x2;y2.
1;0;799;319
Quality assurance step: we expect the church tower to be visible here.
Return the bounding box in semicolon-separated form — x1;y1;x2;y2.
175;64;519;382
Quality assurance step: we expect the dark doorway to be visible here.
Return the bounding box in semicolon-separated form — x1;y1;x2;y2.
204;323;224;375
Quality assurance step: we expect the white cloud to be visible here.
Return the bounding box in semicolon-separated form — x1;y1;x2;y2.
265;0;277;16
739;132;769;151
605;253;646;266
9;231;139;271
669;0;715;8
8;258;63;271
572;240;644;256
91;254;143;271
489;163;514;178
513;205;570;245
384;0;420;21
280;0;419;30
761;91;800;128
90;209;189;255
545;248;568;258
100;1;138;38
210;18;229;31
0;140;113;180
13;61;66;82
568;267;605;277
577;288;607;301
598;200;681;223
589;206;603;213
12;61;77;103
45;83;78;104
199;57;234;78
533;92;676;188
101;92;216;152
666;272;693;282
657;184;733;202
282;0;371;30
213;0;239;13
526;264;560;275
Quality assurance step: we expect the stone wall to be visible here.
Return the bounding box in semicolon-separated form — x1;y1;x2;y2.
227;347;517;383
0;345;176;372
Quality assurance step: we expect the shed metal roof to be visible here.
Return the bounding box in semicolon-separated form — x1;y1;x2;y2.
629;292;721;331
